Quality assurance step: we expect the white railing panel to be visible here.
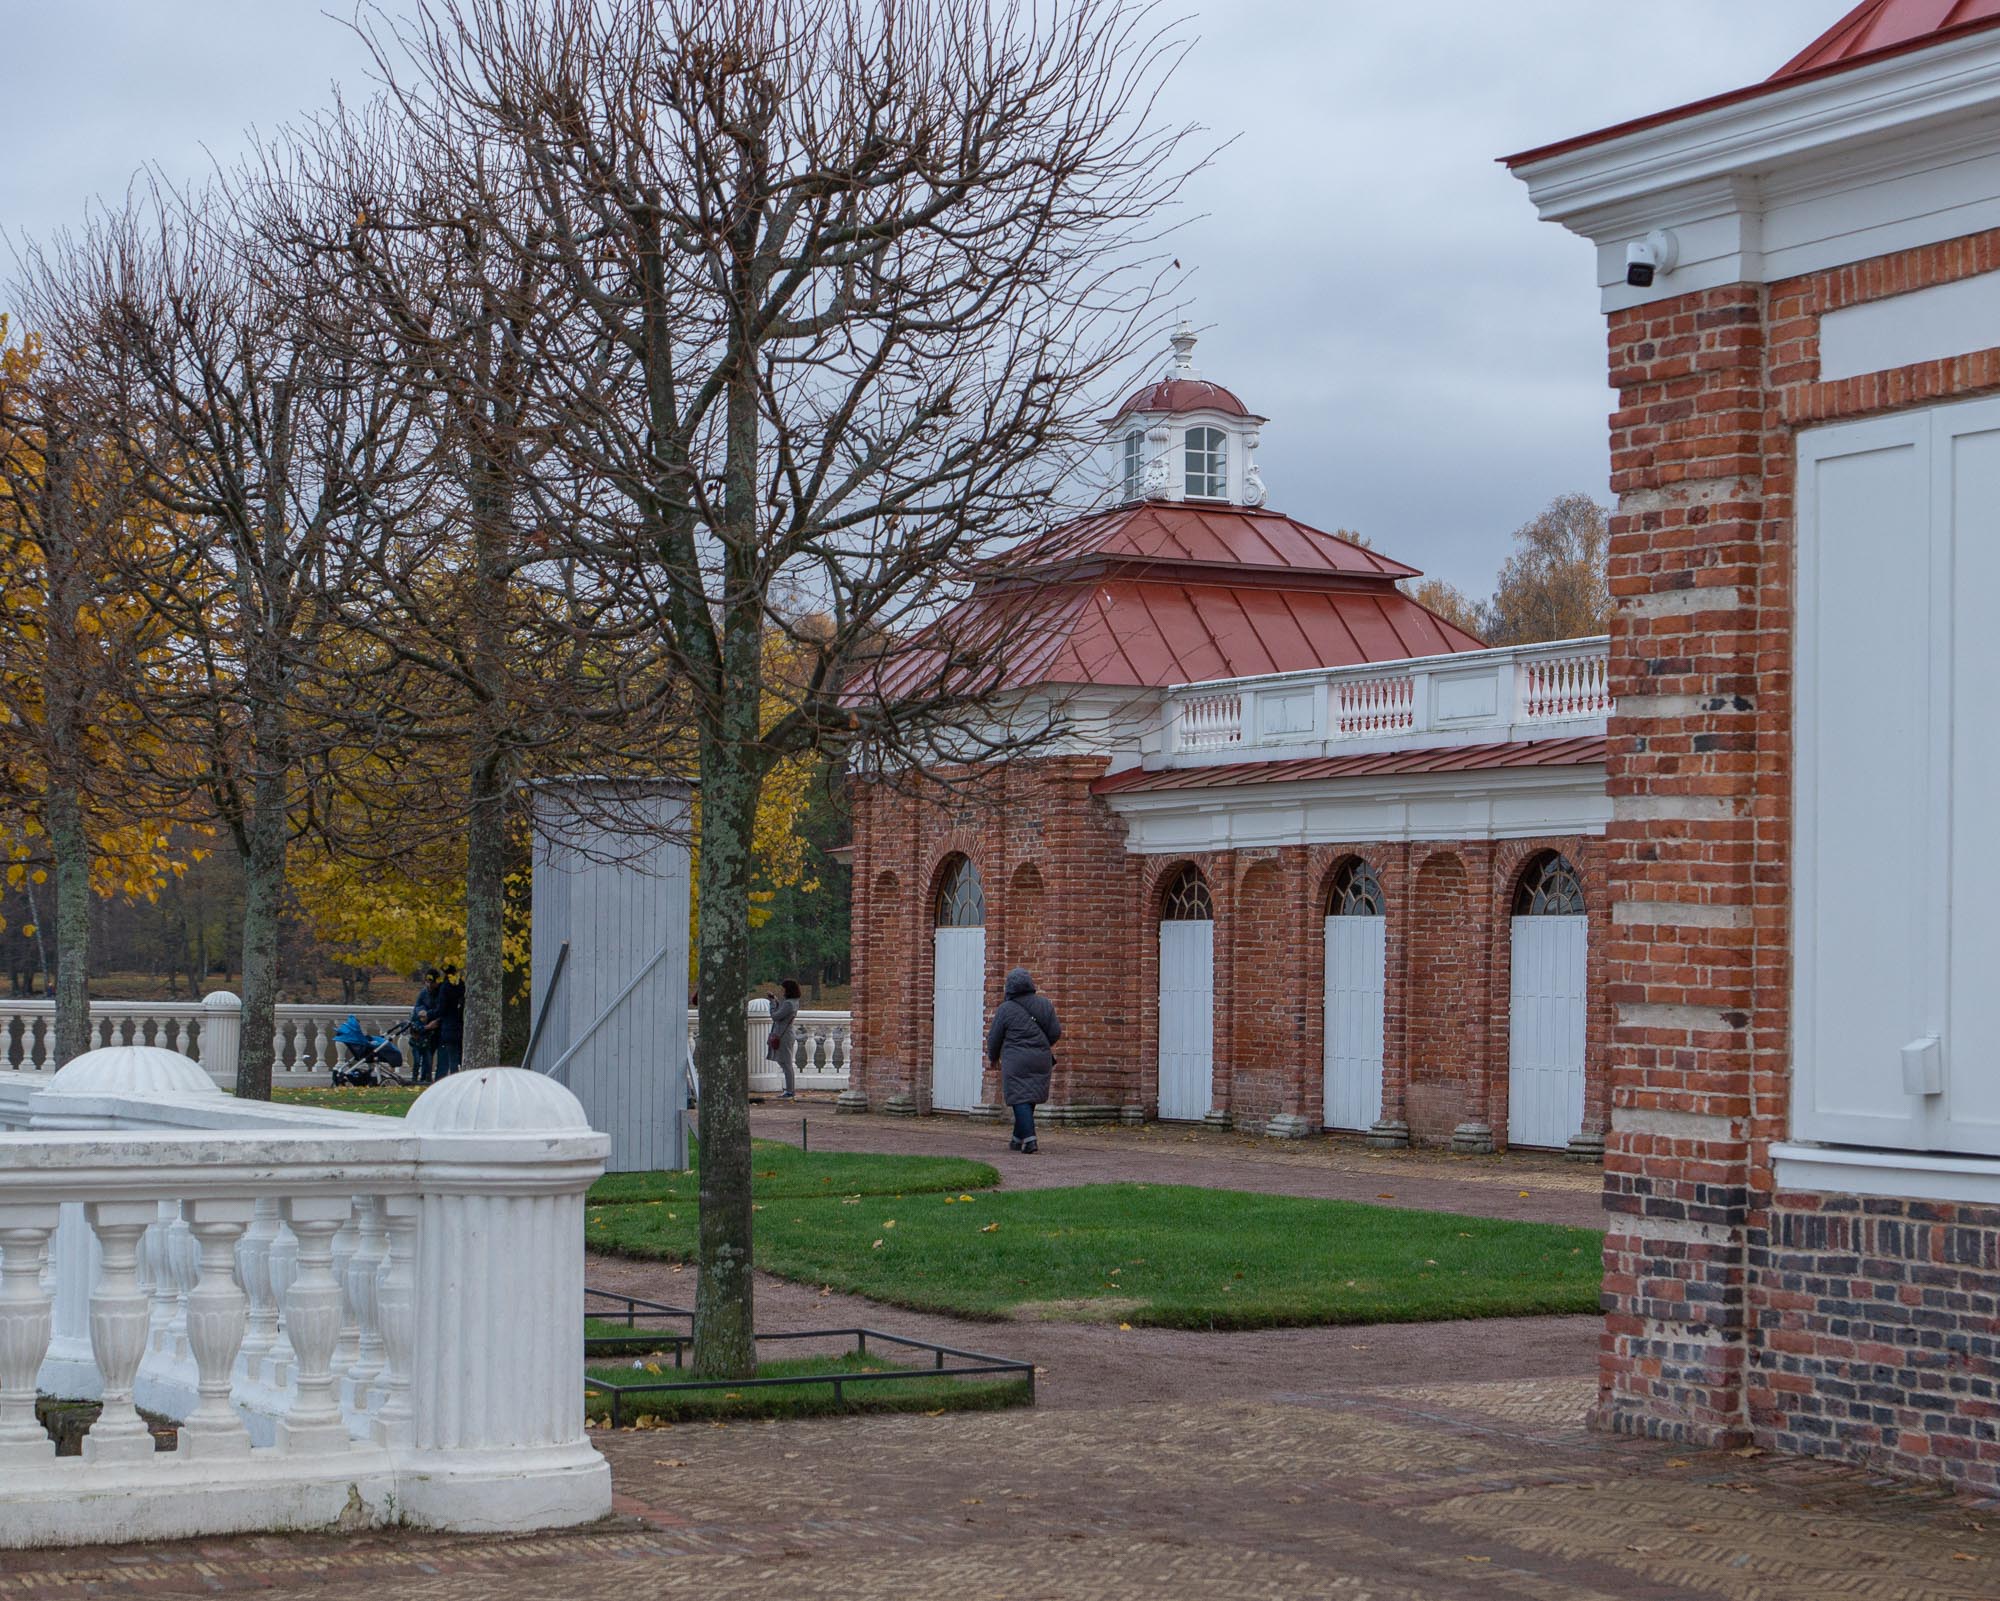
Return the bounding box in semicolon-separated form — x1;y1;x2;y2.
1157;637;1611;767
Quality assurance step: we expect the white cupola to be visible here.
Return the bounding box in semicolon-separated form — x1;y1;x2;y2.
1104;322;1270;508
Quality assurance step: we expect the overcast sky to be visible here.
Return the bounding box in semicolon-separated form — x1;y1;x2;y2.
1;0;1842;595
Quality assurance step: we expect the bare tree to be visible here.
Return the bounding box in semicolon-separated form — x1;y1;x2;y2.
17;181;426;1098
365;0;1195;1374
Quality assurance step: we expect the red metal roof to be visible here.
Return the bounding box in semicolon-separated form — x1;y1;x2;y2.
1774;0;2000;79
1004;502;1421;583
1107;377;1255;421
1505;0;2000;169
1091;736;1608;796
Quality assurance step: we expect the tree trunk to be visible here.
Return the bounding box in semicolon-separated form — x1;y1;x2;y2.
463;748;507;1070
47;783;91;1065
691;726;761;1379
235;757;288;1101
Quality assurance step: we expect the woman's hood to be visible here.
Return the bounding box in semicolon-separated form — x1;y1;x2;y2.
1004;967;1036;999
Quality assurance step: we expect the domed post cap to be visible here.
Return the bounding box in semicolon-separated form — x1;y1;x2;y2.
405;1066;592;1135
46;1046;222;1098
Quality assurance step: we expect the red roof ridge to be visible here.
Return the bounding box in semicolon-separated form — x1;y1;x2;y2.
1504;0;2000;169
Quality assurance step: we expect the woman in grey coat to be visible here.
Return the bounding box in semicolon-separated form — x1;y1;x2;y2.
987;967;1061;1154
768;979;801;1099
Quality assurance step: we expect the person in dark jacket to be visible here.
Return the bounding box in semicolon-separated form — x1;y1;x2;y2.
768;978;801;1099
435;964;466;1077
987;967;1060;1154
409;969;442;1084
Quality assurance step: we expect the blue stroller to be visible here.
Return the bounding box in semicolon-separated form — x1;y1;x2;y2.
331;1016;412;1088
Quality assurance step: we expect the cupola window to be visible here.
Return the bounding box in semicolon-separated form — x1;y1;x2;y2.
1185;426;1227;500
1123;430;1145;500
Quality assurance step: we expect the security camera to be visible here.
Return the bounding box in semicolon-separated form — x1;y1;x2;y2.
1625;229;1680;289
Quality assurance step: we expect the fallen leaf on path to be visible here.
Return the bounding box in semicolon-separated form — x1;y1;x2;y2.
1118;1322;1132;1331
1518;1191;1531;1198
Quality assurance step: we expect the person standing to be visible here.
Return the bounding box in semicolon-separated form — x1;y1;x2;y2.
987;967;1060;1155
767;978;801;1100
435;963;466;1077
409;969;441;1084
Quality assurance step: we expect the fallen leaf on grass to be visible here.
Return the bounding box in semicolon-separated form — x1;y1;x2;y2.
882;1219;896;1229
981;1222;1000;1234
871;1239;885;1250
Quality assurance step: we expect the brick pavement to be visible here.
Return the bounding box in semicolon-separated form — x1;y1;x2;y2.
14;1371;2000;1598
751;1098;1608;1229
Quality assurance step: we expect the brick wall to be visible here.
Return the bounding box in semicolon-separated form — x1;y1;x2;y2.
851;761;1605;1146
1599;225;2000;1488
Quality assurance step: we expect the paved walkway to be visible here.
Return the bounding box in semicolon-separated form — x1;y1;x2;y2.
749;1099;1607;1230
20;1113;1996;1594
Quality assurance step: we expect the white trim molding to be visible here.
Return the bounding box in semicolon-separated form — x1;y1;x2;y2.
1773;1141;2000;1208
1103;763;1610;854
1512;28;2000;312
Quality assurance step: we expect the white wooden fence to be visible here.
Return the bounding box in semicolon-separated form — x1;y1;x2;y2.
0;993;852;1091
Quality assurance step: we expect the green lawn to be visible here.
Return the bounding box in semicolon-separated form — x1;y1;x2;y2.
274;1086;422;1117
588;1141;997;1206
270;1091;1000;1209
585;1350;1030;1425
588;1182;1603;1331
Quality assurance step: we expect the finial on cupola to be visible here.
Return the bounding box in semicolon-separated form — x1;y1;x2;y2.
1169;320;1199;378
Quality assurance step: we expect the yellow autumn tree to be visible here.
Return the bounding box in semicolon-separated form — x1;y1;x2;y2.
0;316;200;1054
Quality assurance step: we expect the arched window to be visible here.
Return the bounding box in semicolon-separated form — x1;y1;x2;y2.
1514;852;1585;916
1122;430;1146;500
934;856;986;927
1160;863;1214;921
1184;426;1228;499
1327;859;1385;917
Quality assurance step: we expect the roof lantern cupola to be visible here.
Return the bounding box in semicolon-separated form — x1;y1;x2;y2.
1106;321;1270;510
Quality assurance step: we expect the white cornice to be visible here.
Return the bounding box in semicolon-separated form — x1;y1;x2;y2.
1513;29;2000;310
1102;763;1609;853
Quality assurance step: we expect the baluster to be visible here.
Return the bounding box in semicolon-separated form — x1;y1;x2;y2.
276;1197;352;1451
168;1207;197;1364
179;1199;254;1459
82;1202;158;1463
346;1197;387;1404
236;1198;279;1378
266;1221;299;1389
370;1196;418;1448
330;1212;361;1376
0;1206;58;1464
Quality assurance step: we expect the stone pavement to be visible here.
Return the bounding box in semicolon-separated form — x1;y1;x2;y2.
17;1115;1992;1594
14;1371;2000;1599
750;1099;1608;1230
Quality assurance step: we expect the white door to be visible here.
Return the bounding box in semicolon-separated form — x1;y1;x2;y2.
931;927;986;1110
1508;915;1587;1148
1323;915;1386;1130
1158;920;1214;1121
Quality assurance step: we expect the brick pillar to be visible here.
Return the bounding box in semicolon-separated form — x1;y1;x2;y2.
1598;284;1768;1446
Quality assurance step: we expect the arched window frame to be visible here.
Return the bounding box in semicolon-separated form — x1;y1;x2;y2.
1514;852;1585;917
1327;859;1385;917
934;856;987;927
1122;430;1146;500
1184;426;1228;500
1160;863;1214;921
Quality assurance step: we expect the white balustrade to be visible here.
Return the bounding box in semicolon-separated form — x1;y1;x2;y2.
0;997;406;1086
0;1046;610;1548
1158;636;1612;768
1333;670;1417;739
1175;691;1244;751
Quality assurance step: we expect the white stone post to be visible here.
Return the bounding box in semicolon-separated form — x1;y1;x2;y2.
399;1068;610;1531
179;1199;254;1460
747;997;778;1094
201;991;242;1090
82;1201;159;1464
0;1204;57;1465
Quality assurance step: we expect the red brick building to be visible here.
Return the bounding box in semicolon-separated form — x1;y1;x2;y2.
1512;0;2000;1491
847;331;1614;1154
